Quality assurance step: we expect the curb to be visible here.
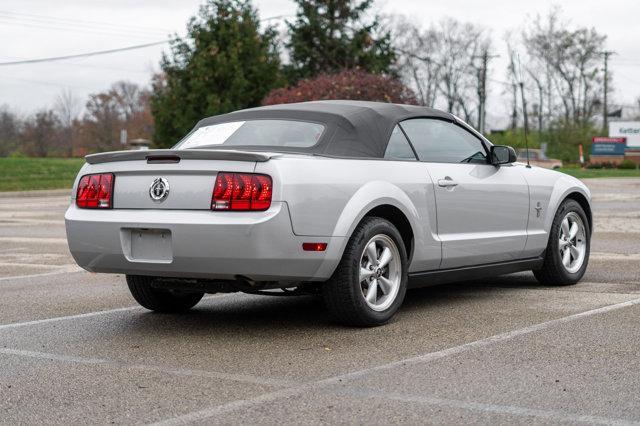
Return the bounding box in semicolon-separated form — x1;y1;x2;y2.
0;189;71;198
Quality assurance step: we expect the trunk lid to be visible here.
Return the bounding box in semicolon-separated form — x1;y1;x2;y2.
85;149;271;210
85;148;273;165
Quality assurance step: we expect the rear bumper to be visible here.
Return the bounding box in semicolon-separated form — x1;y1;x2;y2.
64;202;344;281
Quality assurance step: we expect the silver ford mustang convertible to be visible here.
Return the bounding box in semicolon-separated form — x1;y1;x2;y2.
65;100;592;326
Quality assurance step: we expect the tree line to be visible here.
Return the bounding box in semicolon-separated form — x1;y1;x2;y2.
0;81;152;157
0;0;629;161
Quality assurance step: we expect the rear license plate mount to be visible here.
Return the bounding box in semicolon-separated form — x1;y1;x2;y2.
125;228;173;263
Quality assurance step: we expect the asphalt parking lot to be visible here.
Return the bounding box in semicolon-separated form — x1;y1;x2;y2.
1;178;639;425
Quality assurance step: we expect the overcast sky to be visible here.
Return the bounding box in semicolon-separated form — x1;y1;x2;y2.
2;0;639;129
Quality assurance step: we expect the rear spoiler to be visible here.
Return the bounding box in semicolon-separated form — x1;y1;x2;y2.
85;149;274;165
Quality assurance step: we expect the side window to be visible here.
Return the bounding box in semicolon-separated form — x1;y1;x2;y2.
384;125;417;161
400;119;488;164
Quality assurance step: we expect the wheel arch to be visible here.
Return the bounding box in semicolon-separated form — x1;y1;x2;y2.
359;204;415;262
331;181;426;266
564;191;593;234
543;175;592;237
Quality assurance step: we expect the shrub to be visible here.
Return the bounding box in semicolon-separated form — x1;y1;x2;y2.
8;150;26;158
487;122;600;164
618;159;638;170
262;68;418;106
587;161;617;169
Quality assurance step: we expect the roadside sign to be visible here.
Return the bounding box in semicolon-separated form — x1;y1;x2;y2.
591;137;626;156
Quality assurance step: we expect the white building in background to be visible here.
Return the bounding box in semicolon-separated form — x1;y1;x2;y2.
609;121;640;148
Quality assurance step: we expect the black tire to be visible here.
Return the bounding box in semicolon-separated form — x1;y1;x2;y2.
323;217;408;327
533;199;590;286
126;275;204;312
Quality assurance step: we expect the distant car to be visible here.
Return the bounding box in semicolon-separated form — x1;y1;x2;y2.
516;148;563;169
65;101;592;326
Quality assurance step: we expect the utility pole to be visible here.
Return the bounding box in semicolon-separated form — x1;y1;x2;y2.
474;50;499;134
519;81;529;136
510;84;518;130
602;50;615;133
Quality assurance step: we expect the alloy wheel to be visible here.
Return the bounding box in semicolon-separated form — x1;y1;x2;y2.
359;234;401;311
558;211;587;274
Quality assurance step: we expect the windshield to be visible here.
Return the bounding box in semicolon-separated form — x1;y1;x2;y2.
175;120;325;150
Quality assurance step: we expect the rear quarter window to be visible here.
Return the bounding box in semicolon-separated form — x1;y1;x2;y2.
384;125;417;161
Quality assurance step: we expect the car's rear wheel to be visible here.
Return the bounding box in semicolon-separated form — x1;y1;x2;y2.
323;217;408;327
533;199;590;286
126;275;204;312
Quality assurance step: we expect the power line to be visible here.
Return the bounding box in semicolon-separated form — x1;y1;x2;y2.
0;10;173;41
615;70;640;86
261;14;294;22
0;54;151;74
0;74;95;90
0;9;171;33
0;18;164;40
0;11;292;68
611;59;640;65
0;40;169;66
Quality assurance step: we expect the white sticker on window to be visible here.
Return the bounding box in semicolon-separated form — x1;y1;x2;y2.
181;121;245;149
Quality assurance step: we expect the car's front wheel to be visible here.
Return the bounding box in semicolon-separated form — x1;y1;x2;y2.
533;199;590;286
323;217;408;327
126;275;204;312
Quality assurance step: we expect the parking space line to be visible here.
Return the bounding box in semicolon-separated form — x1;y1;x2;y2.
0;262;75;269
0;294;221;331
591;252;640;261
0;219;64;225
0;247;27;253
0;305;142;331
0;348;294;387
0;266;84;282
483;282;640;294
153;297;640;425
337;389;632;425
0;237;67;244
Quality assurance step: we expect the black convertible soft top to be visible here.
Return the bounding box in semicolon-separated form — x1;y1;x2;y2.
190;100;455;158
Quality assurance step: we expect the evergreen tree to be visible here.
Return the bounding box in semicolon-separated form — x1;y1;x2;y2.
285;0;395;82
151;0;281;147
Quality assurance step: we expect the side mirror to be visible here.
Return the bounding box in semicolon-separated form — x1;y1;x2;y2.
490;145;517;165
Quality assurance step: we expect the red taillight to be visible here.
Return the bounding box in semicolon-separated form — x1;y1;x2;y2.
212;172;272;211
76;173;114;209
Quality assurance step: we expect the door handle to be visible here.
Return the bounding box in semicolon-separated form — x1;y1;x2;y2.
437;177;458;188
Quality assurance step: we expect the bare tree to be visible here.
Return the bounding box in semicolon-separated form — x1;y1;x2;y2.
0;105;22;156
111;81;143;121
527;69;546;132
436;18;483;120
54;89;81;157
22;109;60;157
80;81;153;153
390;15;441;107
391;16;489;125
522;9;606;128
84;92;122;152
